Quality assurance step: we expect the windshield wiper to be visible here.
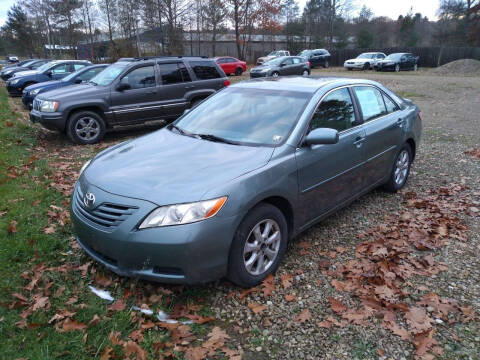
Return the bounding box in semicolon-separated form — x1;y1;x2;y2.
168;124;199;138
195;133;240;145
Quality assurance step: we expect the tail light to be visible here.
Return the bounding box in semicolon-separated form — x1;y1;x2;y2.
417;110;422;121
223;80;230;86
307;61;311;67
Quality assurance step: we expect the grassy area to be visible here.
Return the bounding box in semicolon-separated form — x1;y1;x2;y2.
0;87;226;359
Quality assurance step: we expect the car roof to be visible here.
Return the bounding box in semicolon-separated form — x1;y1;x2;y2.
232;76;381;93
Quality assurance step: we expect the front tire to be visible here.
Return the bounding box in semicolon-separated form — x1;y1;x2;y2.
302;69;309;76
67;110;106;145
323;60;329;68
227;203;288;287
383;144;412;192
363;63;370;70
235;67;243;76
271;71;279;78
413;64;418;71
395;64;400;72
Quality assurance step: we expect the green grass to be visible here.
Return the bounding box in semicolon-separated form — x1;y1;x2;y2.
0;88;193;359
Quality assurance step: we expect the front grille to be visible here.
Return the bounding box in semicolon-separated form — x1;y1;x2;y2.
33;99;41;111
73;187;137;228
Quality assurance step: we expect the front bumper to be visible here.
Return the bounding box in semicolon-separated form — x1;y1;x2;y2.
71;182;242;284
250;72;268;78
344;62;367;69
30;109;65;131
6;82;24;96
22;92;34;109
375;63;396;71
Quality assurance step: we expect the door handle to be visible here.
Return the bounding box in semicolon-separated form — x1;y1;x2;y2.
185;85;195;89
397;118;404;127
353;136;365;148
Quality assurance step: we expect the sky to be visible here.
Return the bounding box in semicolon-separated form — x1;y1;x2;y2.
0;0;440;26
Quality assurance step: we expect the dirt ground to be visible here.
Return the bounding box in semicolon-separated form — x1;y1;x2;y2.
5;67;480;359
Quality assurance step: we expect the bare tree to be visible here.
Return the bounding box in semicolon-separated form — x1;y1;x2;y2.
202;0;227;56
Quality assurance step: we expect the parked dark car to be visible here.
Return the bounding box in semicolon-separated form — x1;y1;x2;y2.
1;59;50;80
374;53;419;72
30;56;230;144
298;49;331;68
215;56;247;76
22;64;108;109
1;59;33;72
250;56;310;78
6;60;91;96
71;76;421;287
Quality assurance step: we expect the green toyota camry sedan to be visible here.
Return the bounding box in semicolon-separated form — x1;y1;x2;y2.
72;76;421;287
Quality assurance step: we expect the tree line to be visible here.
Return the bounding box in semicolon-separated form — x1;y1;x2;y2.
0;0;478;61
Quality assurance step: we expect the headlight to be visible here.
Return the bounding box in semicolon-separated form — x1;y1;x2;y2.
31;89;41;95
78;159;91;177
10;78;20;85
39;100;59;112
139;196;227;228
5;70;13;74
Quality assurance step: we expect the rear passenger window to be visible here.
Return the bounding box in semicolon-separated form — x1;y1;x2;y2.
293;58;301;64
159;63;191;84
354;86;387;121
74;63;87;71
383;94;399;113
190;61;221;80
310;88;355;132
120;66;155;89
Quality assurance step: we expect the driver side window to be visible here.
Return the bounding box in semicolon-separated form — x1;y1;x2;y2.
309;88;355;133
120;66;155;89
283;58;293;65
51;64;69;74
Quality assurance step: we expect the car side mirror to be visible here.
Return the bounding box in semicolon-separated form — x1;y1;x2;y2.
183;108;191;115
304;128;339;146
280;63;286;67
46;70;52;77
74;78;83;84
116;82;131;91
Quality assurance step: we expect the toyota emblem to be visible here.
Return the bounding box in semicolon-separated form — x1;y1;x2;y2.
83;192;96;208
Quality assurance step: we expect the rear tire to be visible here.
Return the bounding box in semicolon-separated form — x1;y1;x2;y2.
235;67;243;76
363;63;370;70
395;64;400;72
271;71;279;77
227;203;288;288
67;110;106;145
383;144;412;192
302;69;309;76
323;60;329;68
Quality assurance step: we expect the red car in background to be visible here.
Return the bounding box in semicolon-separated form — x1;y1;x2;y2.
215;56;247;76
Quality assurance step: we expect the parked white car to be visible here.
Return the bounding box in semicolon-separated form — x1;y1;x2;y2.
256;50;290;65
344;52;386;70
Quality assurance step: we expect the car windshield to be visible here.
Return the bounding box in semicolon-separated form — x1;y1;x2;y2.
385;54;403;60
267;51;283;56
172;87;311;146
89;63;128;86
263;57;287;66
21;60;37;67
36;61;56;72
62;67;87;82
357;53;375;59
298;50;311;56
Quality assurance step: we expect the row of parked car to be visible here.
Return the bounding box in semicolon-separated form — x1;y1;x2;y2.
1;50;419;145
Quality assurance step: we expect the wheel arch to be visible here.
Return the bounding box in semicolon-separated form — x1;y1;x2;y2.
406;138;416;161
66;105;107;126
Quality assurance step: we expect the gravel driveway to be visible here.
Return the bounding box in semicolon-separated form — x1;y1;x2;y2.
6;68;480;360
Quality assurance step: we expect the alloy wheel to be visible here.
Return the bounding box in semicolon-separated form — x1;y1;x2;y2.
243;219;281;276
394;150;410;186
75;116;100;141
395;64;400;72
302;70;309;76
272;72;279;77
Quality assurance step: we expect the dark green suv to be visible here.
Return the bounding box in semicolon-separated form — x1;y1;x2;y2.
30;56;230;144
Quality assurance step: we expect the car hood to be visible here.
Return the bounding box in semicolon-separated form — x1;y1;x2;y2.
377;59;396;64
13;70;39;78
84;129;274;205
37;83;104;100
251;64;276;72
347;58;369;63
25;80;62;91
